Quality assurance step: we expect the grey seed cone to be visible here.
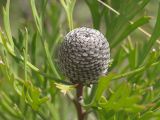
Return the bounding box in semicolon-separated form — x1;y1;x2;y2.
58;27;110;85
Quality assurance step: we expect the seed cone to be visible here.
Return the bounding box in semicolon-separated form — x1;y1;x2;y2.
58;27;110;85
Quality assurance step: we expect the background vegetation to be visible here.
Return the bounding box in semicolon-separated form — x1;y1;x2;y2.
0;0;160;120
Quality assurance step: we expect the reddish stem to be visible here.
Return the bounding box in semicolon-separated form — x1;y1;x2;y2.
73;84;85;120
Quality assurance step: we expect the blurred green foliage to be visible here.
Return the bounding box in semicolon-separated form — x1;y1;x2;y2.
0;0;160;120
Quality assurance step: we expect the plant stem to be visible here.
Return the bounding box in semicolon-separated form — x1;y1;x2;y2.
24;28;28;81
68;12;74;31
73;84;85;120
113;61;160;80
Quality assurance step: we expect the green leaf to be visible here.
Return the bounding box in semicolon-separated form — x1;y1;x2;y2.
0;29;15;56
85;0;102;29
60;0;76;30
139;4;160;65
111;16;150;48
127;39;138;69
30;0;42;35
108;83;131;102
31;32;37;64
13;80;23;96
43;40;61;79
144;49;158;68
0;92;22;118
101;0;150;48
139;111;160;120
3;0;14;48
24;81;49;111
23;28;29;81
91;73;115;106
97;83;143;113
